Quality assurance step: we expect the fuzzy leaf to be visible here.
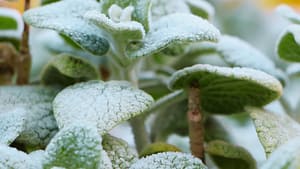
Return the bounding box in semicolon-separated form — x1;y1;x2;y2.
169;64;282;114
277;25;300;62
99;150;113;169
29;150;46;168
41;54;99;86
0;145;40;169
277;5;300;24
139;142;181;158
23;0;109;56
0;86;59;148
44;123;102;169
151;0;190;20
261;137;300;169
248;107;300;156
53;80;154;134
130;152;207;169
127;13;220;59
102;134;138;169
206;140;257;169
185;0;215;20
0;108;26;145
217;35;286;84
100;0;151;31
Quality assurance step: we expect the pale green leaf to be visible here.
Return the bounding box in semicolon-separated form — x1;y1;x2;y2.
100;0;151;31
0;145;40;169
277;5;300;24
185;0;215;20
277;24;300;62
0;86;59;148
204;117;232;143
127;13;220;59
217;35;286;84
261;137;300;169
23;0;109;56
44;123;102;169
0;108;26;145
41;54;99;86
139;142;181;158
248;107;300;156
102;134;138;169
169;64;282;114
129;152;207;169
206;140;257;169
53;80;154;134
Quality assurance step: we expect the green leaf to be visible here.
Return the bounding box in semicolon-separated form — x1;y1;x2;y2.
23;0;109;56
139;142;181;158
247;107;300;156
206;140;257;169
204;117;232;143
0;108;26;145
0;145;40;169
277;25;300;62
53;80;154;134
169;64;282;114
100;0;151;31
261;137;300;169
217;35;286;84
127;13;220;59
129;152;207;169
276;5;300;24
102;134;138;169
41;0;60;5
44;123;102;169
185;0;215;20
41;54;99;87
0;86;59;149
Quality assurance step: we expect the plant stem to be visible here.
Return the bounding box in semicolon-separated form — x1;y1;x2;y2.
17;0;31;85
188;86;205;161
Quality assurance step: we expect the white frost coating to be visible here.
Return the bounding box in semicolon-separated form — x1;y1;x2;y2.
0;86;59;148
0;107;26;145
53;80;154;135
261;137;300;169
129;152;207;169
169;64;282;93
120;6;135;22
127;13;220;58
286;63;300;76
217;35;285;82
44;122;102;169
102;134;138;169
248;107;300;156
0;7;23;39
29;150;45;168
278;24;300;45
108;4;123;22
0;145;40;169
98;150;113;169
185;0;215;20
276;5;300;24
151;0;190;21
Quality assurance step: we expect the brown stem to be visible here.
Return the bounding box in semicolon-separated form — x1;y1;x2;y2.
188;86;205;161
17;0;31;85
0;43;17;85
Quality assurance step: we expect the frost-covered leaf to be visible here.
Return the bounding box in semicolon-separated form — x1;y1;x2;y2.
185;0;215;20
100;0;151;31
0;7;23;48
0;86;59;149
139;142;181;158
23;0;109;56
277;5;300;24
127;13;220;59
151;0;190;20
248;107;300;156
41;54;99;86
99;150;113;169
0;108;26;145
44;123;102;169
261;137;300;169
102;134;138;169
0;145;40;169
129;152;207;169
217;35;286;84
169;64;282;114
29;150;46;168
277;24;300;62
206;140;257;169
53;80;154;134
286;64;300;76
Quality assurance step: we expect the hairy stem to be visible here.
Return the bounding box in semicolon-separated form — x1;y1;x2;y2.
17;0;31;85
188;87;205;161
